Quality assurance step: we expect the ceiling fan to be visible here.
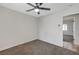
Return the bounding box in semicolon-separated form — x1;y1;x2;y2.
26;3;51;14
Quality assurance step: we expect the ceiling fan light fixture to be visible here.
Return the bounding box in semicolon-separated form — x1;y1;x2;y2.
34;8;39;13
27;3;51;15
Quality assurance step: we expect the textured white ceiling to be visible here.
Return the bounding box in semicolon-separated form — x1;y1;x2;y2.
0;3;78;17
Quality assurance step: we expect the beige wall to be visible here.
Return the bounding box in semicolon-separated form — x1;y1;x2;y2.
0;6;38;51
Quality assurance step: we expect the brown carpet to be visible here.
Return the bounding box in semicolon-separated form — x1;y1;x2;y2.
0;39;79;55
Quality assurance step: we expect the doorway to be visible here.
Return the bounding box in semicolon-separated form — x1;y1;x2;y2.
63;15;74;50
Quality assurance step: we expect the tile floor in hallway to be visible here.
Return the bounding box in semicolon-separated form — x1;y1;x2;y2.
63;35;79;53
63;41;79;53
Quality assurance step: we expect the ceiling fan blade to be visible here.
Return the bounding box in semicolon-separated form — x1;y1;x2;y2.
26;8;35;12
39;3;43;6
27;3;35;7
35;3;43;6
36;3;38;6
39;7;51;10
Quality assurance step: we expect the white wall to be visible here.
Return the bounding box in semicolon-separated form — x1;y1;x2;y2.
74;15;79;45
39;14;63;47
63;20;73;35
0;6;37;51
39;5;79;47
1;4;79;51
